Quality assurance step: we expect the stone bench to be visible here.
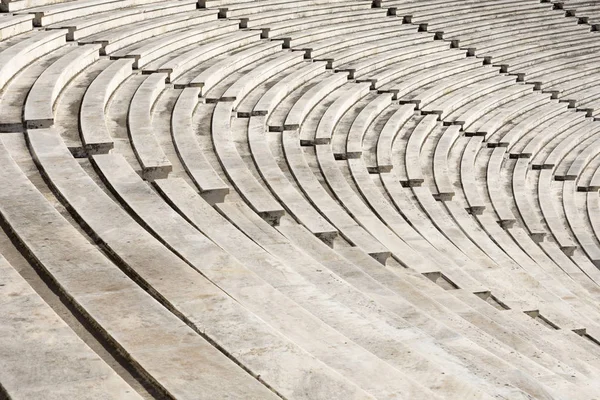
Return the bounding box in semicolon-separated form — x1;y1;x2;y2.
282;71;347;131
410;64;501;111
224;201;549;400
222;0;354;13
306;24;418;63
232;56;326;115
218;203;461;400
188;40;281;95
397;198;502;295
328;93;377;161
80;58;132;154
450;83;533;129
432;124;460;200
424;74;519;120
558;134;600;184
249;60;326;117
585;98;600;120
538;237;600;292
5;0;600;394
247;116;338;241
279;226;520;399
241;1;373;29
345;93;392;158
563;180;600;266
486;147;516;228
493;102;568;148
282;129;390;262
313;82;370;145
171;87;229;204
512;158;546;242
386;0;529;19
569;3;600;26
4;132;275;399
341;39;447;80
206;50;300;107
410;0;552;26
111;20;239;70
375;103;415;173
409;184;500;272
558;81;589;109
466;24;586;61
397;248;600;392
377;54;478;99
524;110;597;166
276;16;397;52
80;10;218;56
93;153;433;400
587;183;600;254
419;10;566;43
127;72;172;180
535;118;600;170
347;154;479;281
460;136;486;215
0;28;65;91
223;0;366;18
24;43;100;129
490;34;598;70
217;51;303;107
1;0;70;12
517;52;592;86
314;24;420;66
46;0;197;41
293;81;348;143
404;185;600;342
560;82;600;110
154;30;259;82
158;178;486;399
517;110;585;159
442;200;551;302
428;11;563;45
472;93;549;139
17;0;161;27
403;114;438;187
0;42;76;133
498;41;600;77
0;254;141;400
537;168;578;255
462;21;584;61
328;29;435;71
423;9;560;40
0;14;33;40
27;127;355;399
455;20;579;56
316;142;442;272
335;247;585;398
456;12;575;46
265;8;388;41
384;113;420;184
573;139;600;191
27;126;374;398
201;0;253;7
381;167;498;274
212;101;284;223
475;208;596;325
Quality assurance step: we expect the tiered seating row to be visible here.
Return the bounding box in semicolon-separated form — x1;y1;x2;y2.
3;0;600;398
0;253;141;400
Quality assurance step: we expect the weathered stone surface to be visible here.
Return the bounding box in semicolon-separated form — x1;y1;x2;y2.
3;0;600;398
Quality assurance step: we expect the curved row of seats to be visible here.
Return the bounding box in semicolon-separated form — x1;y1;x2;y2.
2;0;600;399
560;0;600;30
377;0;600;117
